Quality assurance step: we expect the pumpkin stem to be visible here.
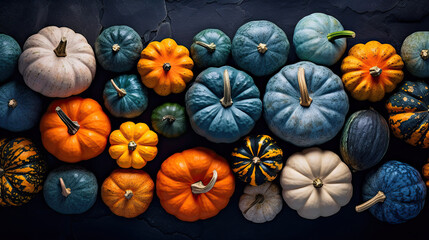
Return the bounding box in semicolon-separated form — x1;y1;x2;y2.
327;30;356;41
421;50;429;60
220;69;233;108
191;169;218;194
54;37;67;57
163;63;171;72
56;106;80;135
252;156;261;164
112;43;121;52
8;99;17;108
355;191;386;212
162;115;176;124
369;66;382;77
297;67;312;107
243;194;265;215
59;177;71;198
128;141;137;151
257;43;268;54
195;41;216;53
313;178;323;188
124;190;133;200
0;168;4;177
110;79;127;97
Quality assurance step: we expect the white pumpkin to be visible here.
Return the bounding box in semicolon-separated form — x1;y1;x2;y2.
239;182;283;223
280;147;352;219
18;26;96;98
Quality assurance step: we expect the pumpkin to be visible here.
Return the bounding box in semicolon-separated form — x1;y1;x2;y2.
293;13;355;66
231;135;283;186
0;80;43;132
151;103;187;138
239;182;283;223
156;147;235;222
43;165;98;214
356;160;426;224
0;138;47;206
190;28;231;69
422;161;429;187
280;148;353;219
101;169;154;218
340;108;390;171
264;61;349;147
18;26;96;98
231;20;289;76
137;38;194;96
0;34;21;82
103;74;148;118
109;121;158;169
185;66;262;143
401;31;429;78
386;81;429;148
341;41;404;102
95;25;143;72
40;96;111;163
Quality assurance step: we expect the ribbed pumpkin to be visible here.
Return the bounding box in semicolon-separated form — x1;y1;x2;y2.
231;135;283;186
401;31;429;78
0;34;21;82
137;38;194;96
0;138;47;206
191;29;231;68
156;147;235;222
40;97;111;162
341;41;404;102
109;122;158;169
151;103;187;138
101;169;154;218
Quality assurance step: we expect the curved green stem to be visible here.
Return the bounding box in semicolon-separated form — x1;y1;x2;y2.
327;30;355;41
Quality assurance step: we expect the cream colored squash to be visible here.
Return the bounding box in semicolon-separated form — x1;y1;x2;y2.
280;148;352;219
239;182;283;223
18;26;96;98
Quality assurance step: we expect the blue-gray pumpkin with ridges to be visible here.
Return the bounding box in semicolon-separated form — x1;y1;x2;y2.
264;61;349;147
185;66;262;143
401;31;429;78
0;34;21;82
191;29;231;69
232;20;289;76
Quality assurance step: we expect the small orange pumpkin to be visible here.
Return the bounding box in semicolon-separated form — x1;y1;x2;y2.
341;41;404;102
422;162;429;187
40;96;111;163
137;38;194;96
101;169;154;218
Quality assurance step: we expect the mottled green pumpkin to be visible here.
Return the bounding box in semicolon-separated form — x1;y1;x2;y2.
231;135;283;186
0;138;47;206
151;103;187;138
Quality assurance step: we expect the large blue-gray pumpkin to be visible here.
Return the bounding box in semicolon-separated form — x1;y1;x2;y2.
0;34;21;82
95;25;143;72
191;29;231;69
293;13;355;66
185;66;262;143
232;20;289;77
103;74;148;118
43;165;98;214
264;61;349;147
0;80;43;132
340;108;390;171
401;31;429;78
356;160;426;224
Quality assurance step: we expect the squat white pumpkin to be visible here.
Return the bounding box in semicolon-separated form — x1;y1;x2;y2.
280;148;352;219
18;26;96;98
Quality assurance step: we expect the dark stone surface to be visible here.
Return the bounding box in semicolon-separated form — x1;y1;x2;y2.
1;0;429;239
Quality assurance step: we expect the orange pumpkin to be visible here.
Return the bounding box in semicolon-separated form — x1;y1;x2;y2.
341;41;404;102
40;96;111;163
156;147;235;222
422;162;429;187
101;169;154;218
137;38;194;96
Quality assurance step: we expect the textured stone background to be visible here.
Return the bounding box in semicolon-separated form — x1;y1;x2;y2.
1;0;429;239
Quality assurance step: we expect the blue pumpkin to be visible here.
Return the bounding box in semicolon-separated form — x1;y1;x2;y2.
340;109;390;171
43;165;98;214
95;25;143;72
232;20;289;76
185;66;262;143
0;34;21;82
103;74;148;118
401;31;429;78
357;161;426;224
263;61;349;147
0;80;43;132
294;13;355;66
191;29;231;69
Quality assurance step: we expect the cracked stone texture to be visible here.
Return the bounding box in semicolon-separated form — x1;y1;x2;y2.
1;0;429;239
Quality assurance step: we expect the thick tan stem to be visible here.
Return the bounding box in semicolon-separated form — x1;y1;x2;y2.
59;178;71;198
220;69;233;108
162;115;176;124
298;67;312;107
257;43;267;54
8;99;17;108
243;194;265;214
112;43;121;52
355;191;386;212
54;37;67;57
369;66;382;77
124;190;133;200
110;79;127;97
56;106;80;135
313;178;323;188
421;50;429;60
128;141;137;151
191;170;218;194
195;41;216;53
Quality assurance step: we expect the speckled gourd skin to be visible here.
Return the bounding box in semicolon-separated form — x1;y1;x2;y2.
0;34;21;82
191;29;231;69
401;31;429;78
151;103;187;138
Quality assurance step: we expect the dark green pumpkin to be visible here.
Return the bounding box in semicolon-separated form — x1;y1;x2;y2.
231;135;283;186
191;29;231;69
0;34;21;82
151;103;187;138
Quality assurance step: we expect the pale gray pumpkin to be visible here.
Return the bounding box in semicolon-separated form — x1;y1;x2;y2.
18;26;96;98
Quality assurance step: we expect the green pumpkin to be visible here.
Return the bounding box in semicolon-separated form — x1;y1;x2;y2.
151;103;187;138
0;34;21;82
231;135;283;186
401;31;429;78
191;29;231;69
